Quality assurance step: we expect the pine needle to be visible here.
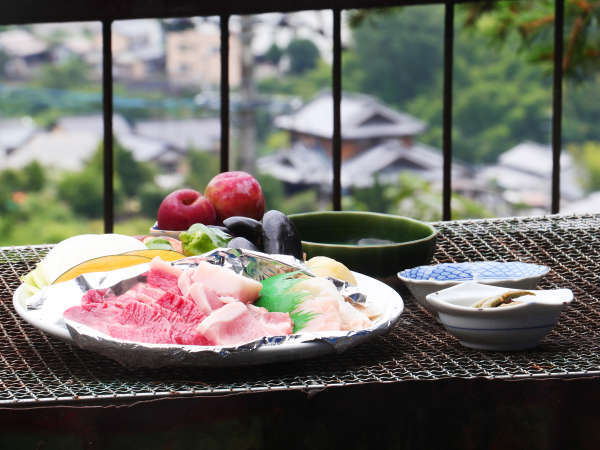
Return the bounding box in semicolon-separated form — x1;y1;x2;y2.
255;271;317;332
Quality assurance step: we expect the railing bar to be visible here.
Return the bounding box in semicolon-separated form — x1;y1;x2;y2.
220;14;230;172
551;0;564;214
102;20;114;233
442;0;454;221
332;8;342;211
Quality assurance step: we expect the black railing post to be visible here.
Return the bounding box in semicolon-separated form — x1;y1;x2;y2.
220;14;230;173
332;8;342;211
102;20;114;233
551;0;565;214
442;0;454;221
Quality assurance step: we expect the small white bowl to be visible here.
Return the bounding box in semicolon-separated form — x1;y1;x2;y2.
425;282;573;351
398;262;550;313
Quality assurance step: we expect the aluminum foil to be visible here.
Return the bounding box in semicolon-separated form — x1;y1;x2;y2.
26;248;404;368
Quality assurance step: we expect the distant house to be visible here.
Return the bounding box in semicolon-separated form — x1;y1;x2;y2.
55;114;179;169
134;118;221;154
259;139;467;192
478;141;583;211
273;92;426;161
3;129;98;171
0;117;37;157
87;19;165;82
0;29;50;78
165;27;241;88
259;92;455;191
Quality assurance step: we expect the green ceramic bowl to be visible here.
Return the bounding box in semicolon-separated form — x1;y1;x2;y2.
289;211;437;279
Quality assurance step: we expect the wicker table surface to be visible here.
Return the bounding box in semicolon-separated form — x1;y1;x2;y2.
1;214;599;406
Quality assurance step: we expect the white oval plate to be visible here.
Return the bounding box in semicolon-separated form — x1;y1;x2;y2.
13;272;403;367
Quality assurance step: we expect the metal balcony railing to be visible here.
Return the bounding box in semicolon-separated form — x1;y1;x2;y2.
0;0;566;232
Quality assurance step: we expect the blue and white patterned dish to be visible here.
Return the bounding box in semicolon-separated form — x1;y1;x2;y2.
398;262;550;313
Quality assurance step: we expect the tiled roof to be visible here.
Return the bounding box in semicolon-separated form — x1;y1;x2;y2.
274;92;425;139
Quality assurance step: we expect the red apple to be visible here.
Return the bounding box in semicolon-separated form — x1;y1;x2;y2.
157;189;216;230
204;171;265;223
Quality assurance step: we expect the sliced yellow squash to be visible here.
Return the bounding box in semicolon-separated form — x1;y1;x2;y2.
123;249;185;261
53;254;152;284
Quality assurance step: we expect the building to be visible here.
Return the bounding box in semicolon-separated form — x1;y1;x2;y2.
165;27;241;88
477;141;583;212
0;29;50;79
134;118;221;153
0;117;37;157
273;91;426;160
258;92;458;191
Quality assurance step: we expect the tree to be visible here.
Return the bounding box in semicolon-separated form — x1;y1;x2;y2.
570;142;600;192
344;6;553;163
184;149;220;191
34;57;91;89
345;7;445;107
86;139;155;197
263;43;283;65
0;48;9;76
463;1;600;80
286;39;320;75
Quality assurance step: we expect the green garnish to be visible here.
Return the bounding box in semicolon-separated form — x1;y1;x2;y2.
144;237;174;251
255;271;317;332
179;223;231;255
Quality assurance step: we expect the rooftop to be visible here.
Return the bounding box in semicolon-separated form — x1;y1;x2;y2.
274;91;426;140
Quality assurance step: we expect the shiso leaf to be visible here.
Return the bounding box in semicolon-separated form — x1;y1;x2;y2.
255;271;317;332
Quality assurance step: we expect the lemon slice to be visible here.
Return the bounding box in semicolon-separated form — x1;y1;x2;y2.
306;256;357;286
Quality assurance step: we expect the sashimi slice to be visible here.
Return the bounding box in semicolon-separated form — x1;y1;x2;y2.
187;282;225;315
197;302;292;346
189;261;262;303
291;278;342;332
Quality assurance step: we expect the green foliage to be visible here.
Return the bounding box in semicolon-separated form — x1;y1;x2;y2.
86;139;155;197
345;6;554;164
0;48;9;76
33;57;91;89
258;59;330;100
569;142;600;192
261;131;290;155
57;169;106;219
345;7;444;107
138;183;169;217
344;172;492;221
286;39;320;75
462;1;600;80
184;149;220;191
263;43;283;65
0;191;102;246
22;161;46;192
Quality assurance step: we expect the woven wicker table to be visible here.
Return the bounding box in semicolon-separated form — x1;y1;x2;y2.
1;214;599;409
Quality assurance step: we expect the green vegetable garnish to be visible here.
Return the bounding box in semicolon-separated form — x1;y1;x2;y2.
20;265;49;297
144;237;174;251
180;223;231;255
255;271;317;332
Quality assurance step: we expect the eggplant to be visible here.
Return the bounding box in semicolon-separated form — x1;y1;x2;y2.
261;210;303;259
227;236;259;251
222;216;263;248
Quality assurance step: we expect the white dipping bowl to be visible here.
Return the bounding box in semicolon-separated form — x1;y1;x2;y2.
398;262;550;314
425;282;573;351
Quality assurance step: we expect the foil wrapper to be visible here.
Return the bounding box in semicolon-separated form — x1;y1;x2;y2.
26;248;403;368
